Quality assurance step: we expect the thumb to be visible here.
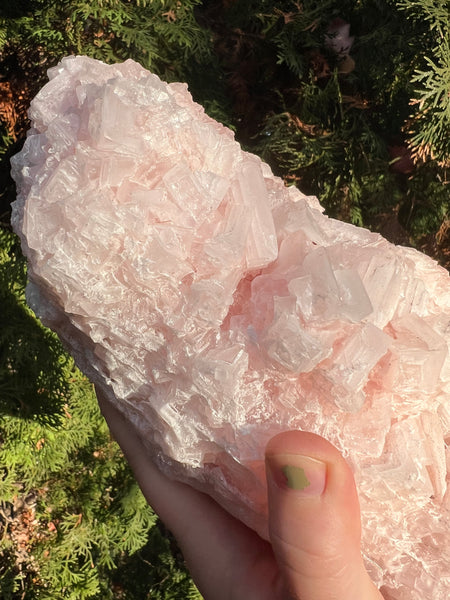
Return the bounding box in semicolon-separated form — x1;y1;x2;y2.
265;431;383;600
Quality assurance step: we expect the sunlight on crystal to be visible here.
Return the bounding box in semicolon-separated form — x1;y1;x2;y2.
11;56;450;600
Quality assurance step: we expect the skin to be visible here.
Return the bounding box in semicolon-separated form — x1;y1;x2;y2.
98;394;385;600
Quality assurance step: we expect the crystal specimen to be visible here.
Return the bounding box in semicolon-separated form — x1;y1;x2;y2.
11;56;450;599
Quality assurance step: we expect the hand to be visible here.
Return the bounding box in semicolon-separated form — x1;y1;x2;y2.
98;395;384;600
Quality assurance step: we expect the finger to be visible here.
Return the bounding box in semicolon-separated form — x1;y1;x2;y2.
265;431;384;600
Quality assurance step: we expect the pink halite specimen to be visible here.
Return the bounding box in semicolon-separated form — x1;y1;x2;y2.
11;56;450;599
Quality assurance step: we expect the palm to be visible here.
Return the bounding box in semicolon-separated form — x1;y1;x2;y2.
99;394;285;599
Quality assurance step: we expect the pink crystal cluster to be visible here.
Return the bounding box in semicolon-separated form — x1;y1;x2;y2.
11;56;450;599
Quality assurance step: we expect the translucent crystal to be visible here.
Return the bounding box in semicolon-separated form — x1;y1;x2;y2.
11;56;450;600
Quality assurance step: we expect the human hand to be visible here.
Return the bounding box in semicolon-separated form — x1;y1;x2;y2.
98;395;384;600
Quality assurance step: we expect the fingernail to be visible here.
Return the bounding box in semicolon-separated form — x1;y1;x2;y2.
267;454;327;496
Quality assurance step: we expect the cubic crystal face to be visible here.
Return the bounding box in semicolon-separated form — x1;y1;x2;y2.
11;56;450;599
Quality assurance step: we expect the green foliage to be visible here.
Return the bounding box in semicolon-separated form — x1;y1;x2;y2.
0;0;212;80
113;523;203;600
397;0;450;163
0;227;201;599
397;162;450;236
0;229;70;423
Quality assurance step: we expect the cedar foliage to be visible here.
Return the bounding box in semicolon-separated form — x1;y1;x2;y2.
0;1;449;598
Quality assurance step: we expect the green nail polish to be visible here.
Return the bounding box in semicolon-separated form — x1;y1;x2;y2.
268;454;327;495
282;464;311;490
